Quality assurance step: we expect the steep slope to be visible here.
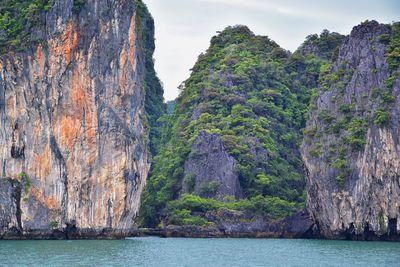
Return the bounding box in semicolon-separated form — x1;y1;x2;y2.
140;26;312;229
0;0;163;239
302;21;400;240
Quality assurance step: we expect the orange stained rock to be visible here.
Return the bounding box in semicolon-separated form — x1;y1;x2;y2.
100;23;108;37
86;123;96;142
60;115;80;150
48;40;58;75
5;96;16;122
88;37;97;64
86;152;96;166
33;121;42;138
30;187;59;210
61;21;79;63
119;48;128;95
71;64;97;150
36;44;46;78
71;71;87;112
128;13;137;68
6;95;14;111
34;143;51;178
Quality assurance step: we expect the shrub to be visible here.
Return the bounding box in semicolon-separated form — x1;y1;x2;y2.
381;92;396;104
338;104;352;114
331;158;347;169
183;175;196;193
345;136;366;150
199;181;219;198
386;76;396;89
331;158;350;189
168;209;208;226
346;118;368;151
318;110;334;123
371;87;381;98
309;143;322;158
374;109;390;127
255;173;271;186
335;175;346;190
72;0;86;13
302;126;318;137
331;156;351;189
167;194;222;213
18;172;31;195
49;220;59;229
379;33;391;44
227;195;298;219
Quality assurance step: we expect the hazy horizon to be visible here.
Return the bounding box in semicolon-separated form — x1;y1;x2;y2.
144;0;400;101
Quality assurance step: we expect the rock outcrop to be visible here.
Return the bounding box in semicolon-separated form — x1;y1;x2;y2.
302;21;400;240
183;131;242;200
0;179;21;237
135;209;313;238
0;0;162;239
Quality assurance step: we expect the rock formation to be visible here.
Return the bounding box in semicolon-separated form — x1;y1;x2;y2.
302;21;400;239
140;25;307;228
0;0;162;238
183;131;243;200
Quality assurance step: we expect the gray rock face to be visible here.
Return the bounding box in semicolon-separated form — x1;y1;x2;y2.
0;179;21;237
0;0;156;237
302;21;400;239
184;131;243;200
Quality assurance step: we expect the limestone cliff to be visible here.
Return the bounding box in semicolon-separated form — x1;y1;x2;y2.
302;21;400;240
0;0;162;238
140;26;307;228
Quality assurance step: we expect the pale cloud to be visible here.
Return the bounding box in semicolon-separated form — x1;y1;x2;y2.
197;0;329;20
144;0;400;100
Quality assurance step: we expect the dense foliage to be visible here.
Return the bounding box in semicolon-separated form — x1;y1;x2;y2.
166;194;300;226
139;26;345;227
136;1;166;154
299;30;345;61
0;0;91;54
383;22;400;73
0;0;53;53
166;100;176;114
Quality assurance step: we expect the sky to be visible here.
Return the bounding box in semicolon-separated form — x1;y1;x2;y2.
144;0;400;101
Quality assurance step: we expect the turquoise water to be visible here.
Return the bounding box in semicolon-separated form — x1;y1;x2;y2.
0;237;399;266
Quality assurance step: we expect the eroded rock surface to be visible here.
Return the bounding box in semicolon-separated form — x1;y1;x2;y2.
184;131;243;200
302;21;400;239
0;179;21;237
0;0;159;238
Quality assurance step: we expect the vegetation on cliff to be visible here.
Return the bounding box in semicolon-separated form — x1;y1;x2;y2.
303;21;399;190
0;0;92;54
140;26;345;227
136;0;166;154
0;0;53;53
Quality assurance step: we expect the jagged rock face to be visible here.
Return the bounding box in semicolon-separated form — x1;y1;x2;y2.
0;179;20;236
183;131;242;200
0;0;154;234
296;30;345;61
302;21;400;239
